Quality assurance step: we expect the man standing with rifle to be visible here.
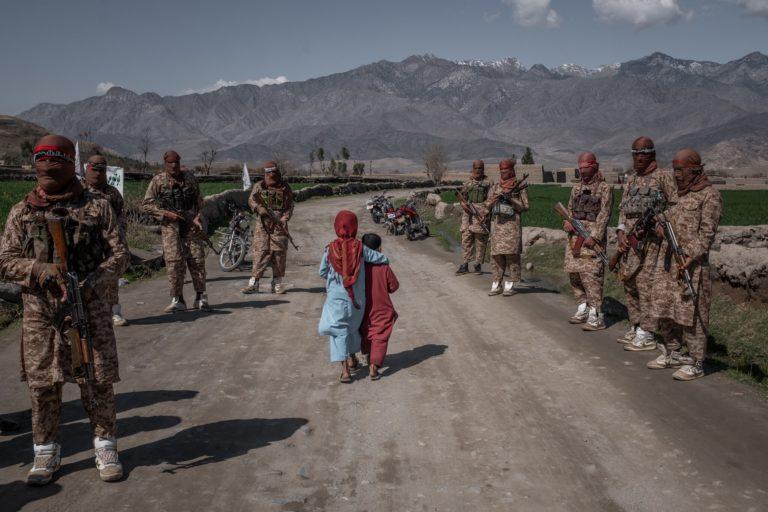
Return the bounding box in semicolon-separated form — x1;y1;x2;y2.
646;149;722;380
142;150;211;312
484;159;529;296
0;134;129;485
615;137;677;352
456;160;492;275
241;161;295;295
557;152;614;330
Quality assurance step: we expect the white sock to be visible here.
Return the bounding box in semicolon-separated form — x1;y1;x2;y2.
112;304;122;316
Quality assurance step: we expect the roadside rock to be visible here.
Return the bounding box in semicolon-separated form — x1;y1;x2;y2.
522;227;567;248
434;202;455;219
426;193;442;206
711;243;768;302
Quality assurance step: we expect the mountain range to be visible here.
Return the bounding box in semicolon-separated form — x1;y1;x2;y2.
17;52;768;170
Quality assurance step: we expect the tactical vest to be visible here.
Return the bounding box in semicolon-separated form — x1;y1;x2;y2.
21;204;108;275
466;181;489;204
622;186;665;218
572;190;601;222
158;175;197;214
260;186;288;212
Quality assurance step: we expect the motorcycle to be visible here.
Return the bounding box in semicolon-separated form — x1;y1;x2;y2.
385;199;430;240
366;194;393;224
216;203;253;272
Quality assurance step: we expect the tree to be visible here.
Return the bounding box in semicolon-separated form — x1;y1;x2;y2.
19;139;35;161
328;157;337;176
316;147;326;175
353;162;365;175
368;160;373;176
138;134;152;172
272;150;294;176
200;145;218;175
308;149;315;177
424;144;447;184
522;147;534;165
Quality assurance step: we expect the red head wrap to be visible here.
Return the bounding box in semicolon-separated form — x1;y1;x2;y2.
327;210;364;308
25;134;82;208
498;159;517;192
577;151;601;184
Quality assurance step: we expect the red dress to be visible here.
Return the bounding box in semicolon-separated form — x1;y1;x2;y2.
360;263;399;366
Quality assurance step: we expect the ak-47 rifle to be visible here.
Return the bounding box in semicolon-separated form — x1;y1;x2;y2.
659;213;698;303
180;213;221;255
554;202;610;267
251;193;299;250
486;173;530;211
46;208;97;407
608;206;658;273
455;188;490;234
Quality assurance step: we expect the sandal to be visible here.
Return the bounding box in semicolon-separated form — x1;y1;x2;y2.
347;355;359;371
369;365;380;381
339;372;352;384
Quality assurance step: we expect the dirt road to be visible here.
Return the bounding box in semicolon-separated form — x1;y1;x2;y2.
2;192;767;512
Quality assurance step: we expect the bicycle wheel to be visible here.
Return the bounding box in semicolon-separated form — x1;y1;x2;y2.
218;235;246;272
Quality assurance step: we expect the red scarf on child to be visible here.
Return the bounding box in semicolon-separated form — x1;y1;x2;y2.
327;210;364;308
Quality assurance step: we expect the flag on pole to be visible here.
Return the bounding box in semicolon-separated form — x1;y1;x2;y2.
74;141;84;179
242;163;251;191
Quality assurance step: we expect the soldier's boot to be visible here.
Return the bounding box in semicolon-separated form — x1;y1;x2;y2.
646;346;685;369
673;361;704;381
274;277;287;295
617;325;637;344
456;263;469;275
502;281;517;297
569;302;589;324
26;443;61;486
195;293;212;311
473;263;482;275
582;308;605;331
163;296;186;313
94;437;123;482
0;416;19;433
624;328;657;352
111;304;128;327
488;281;502;296
241;277;260;294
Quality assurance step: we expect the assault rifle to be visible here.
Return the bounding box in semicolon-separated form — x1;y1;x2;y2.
554;202;610;266
608;206;658;273
46;208;97;407
485;173;530;212
455;188;490;234
659;213;698;303
251;194;299;250
180;213;221;255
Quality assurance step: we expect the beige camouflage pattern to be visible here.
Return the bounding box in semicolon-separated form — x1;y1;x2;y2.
461;231;488;264
659;319;707;363
87;183;126;306
30;382;116;444
563;180;614;274
142;172;207;296
485;184;529;256
492;254;521;282
459;178;492;235
650;186;722;362
616;167;677;330
569;272;604;310
248;181;294;279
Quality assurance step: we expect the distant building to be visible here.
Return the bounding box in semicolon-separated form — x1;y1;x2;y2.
516;164;546;183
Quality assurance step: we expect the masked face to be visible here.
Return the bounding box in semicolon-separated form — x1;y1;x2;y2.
33;134;76;194
631;137;655;173
85;156;108;188
577;152;599;183
672;149;704;192
471;160;485;180
164;151;181;176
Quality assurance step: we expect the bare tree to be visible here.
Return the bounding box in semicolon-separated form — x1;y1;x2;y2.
200;145;218;175
368;160;373;176
424;144;447;183
316;146;326;175
138;134;152;173
272;149;294;176
308;149;315;177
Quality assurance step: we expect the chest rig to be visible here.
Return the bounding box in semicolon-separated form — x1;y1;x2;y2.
622;184;665;219
260;186;288;212
466;181;489;204
572;189;601;222
21;202;107;275
158;175;197;214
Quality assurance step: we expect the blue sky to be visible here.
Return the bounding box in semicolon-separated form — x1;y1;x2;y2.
1;0;766;114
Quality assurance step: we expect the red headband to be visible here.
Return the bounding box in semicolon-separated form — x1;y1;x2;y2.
33;145;75;162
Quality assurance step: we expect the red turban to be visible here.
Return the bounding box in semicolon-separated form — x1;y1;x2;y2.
327;210;364;307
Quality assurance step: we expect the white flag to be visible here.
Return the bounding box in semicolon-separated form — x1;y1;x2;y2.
106;166;124;196
74;141;83;179
242;163;251;191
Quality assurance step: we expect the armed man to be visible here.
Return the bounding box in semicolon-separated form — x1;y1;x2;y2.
646;149;722;380
142;150;211;312
485;159;529;296
0;134;129;485
456;159;492;275
614;136;677;352
561;152;614;330
241;161;295;295
84;154;129;326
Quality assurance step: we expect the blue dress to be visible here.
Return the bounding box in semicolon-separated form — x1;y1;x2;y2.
318;246;388;362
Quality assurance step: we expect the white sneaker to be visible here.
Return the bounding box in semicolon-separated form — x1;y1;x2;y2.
273;278;287;295
624;328;657;351
488;281;502;296
111;305;128;326
673;362;704;381
241;277;259;294
617;326;637;344
94;437;123;482
27;443;61;486
569;303;589;324
582;308;605;331
646;346;684;369
502;281;517;297
195;293;212;311
163;296;186;313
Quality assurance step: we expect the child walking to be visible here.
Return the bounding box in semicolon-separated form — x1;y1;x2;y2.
318;211;388;383
360;233;399;380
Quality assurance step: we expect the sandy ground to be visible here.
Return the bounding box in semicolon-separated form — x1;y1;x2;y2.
1;191;768;512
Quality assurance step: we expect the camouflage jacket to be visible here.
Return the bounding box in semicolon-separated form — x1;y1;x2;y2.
485;183;528;255
564;179;614;273
248;180;295;220
141;171;203;223
618;167;677;233
87;183;127;238
460;177;493;233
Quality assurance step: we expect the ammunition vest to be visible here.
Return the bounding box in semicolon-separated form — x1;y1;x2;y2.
158;175;197;214
466;181;489;204
21;203;108;275
491;200;517;219
572;191;601;222
260;186;288;212
622;186;665;219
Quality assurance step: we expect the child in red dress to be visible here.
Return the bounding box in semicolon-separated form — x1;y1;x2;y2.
360;233;399;380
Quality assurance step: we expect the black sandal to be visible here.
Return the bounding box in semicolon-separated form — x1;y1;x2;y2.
339;373;352;383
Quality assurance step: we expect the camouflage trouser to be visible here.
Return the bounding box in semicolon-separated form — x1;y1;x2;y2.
622;274;657;331
29;382;116;444
104;278;119;307
659;318;707;363
461;231;488;264
569;272;604;311
491;254;521;282
161;225;206;297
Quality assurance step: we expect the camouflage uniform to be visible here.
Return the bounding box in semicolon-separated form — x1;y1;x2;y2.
459;178;492;264
86;183;126;307
485;184;529;282
650;187;722;363
617;167;678;331
564;179;614;310
248;180;294;279
0;191;129;444
141;172;206;297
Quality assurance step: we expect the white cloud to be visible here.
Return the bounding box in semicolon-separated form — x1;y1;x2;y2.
726;0;768;17
502;0;562;28
96;81;119;94
181;76;289;95
593;0;693;29
483;11;502;23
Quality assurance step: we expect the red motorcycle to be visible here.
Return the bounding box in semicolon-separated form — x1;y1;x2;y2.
385;200;430;240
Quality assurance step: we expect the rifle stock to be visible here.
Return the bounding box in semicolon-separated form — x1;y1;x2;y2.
553;202;610;267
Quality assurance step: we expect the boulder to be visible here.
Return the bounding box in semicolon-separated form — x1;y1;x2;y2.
434;202;455;219
711;243;768;302
522;227;567;248
426;193;442;206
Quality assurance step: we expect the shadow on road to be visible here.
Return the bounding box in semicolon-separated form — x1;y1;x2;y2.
213;299;290;310
382;344;448;377
128;309;232;325
204;274;250;283
289;287;325;294
603;296;629;327
0;480;62;511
